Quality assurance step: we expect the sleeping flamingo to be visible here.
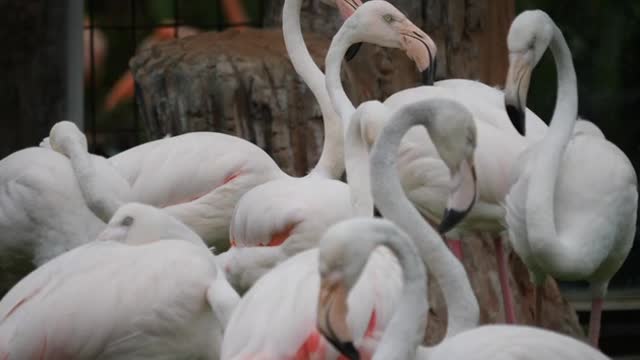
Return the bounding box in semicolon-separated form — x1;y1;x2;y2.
503;10;637;347
0;203;239;359
0;134;131;295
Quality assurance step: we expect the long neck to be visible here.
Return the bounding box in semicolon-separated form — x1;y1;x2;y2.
65;142;123;223
325;26;356;126
283;0;344;178
370;107;479;338
525;23;578;260
368;223;428;360
344;112;374;217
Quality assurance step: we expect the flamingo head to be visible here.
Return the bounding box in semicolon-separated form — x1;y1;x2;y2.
49;121;88;155
96;203;205;247
341;1;437;84
504;10;554;135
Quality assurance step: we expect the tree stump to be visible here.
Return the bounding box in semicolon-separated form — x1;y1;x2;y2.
131;0;584;343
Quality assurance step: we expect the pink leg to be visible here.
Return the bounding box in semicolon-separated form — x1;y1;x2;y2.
589;298;603;348
446;237;464;261
494;236;516;324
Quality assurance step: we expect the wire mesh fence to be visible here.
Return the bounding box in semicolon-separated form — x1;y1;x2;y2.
84;0;266;156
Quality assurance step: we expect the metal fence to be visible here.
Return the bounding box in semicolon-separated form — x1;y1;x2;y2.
84;0;266;156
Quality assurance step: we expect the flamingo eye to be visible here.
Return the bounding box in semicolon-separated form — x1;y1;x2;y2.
121;216;134;227
383;14;394;23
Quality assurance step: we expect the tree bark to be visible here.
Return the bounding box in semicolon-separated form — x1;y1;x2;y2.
0;0;69;157
131;0;583;341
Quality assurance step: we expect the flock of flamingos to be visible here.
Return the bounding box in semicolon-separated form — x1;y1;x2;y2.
0;0;637;358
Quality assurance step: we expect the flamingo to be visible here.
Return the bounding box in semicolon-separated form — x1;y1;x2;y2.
502;10;637;347
219;0;365;292
221;97;480;359
0;136;131;295
315;218;609;360
314;97;608;360
83;17;108;86
321;0;559;324
0;202;239;359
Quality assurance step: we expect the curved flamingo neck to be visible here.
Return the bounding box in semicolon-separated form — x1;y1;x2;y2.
370;101;479;339
325;25;356;125
64;142;123;223
357;221;427;360
283;0;344;179
344;106;376;217
526;22;579;267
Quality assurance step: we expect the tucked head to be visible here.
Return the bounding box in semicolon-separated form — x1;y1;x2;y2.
342;1;437;82
49;121;88;155
96;202;206;248
316;218;409;359
504;10;554;135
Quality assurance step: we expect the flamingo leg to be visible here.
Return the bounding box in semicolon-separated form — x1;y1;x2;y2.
535;284;543;326
494;236;516;324
588;297;603;348
446;237;464;261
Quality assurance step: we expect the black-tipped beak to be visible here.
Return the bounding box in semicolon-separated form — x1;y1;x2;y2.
506;103;526;136
437;159;477;234
345;42;363;61
421;56;437;86
504;53;532;136
438;207;471;234
328;339;360;360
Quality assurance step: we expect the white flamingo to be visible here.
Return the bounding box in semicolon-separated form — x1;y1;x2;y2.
221;97;480;359
0;138;130;295
322;0;557;323
502;10;637;347
0;202;239;359
315;217;609;360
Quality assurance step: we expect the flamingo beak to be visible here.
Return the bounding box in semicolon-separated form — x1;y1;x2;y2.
317;274;360;360
438;158;477;234
398;21;438;86
504;52;532;136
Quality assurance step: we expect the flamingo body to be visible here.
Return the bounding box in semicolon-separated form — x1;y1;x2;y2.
109;132;284;249
0;148;130;293
506;132;637;287
0;203;238;359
